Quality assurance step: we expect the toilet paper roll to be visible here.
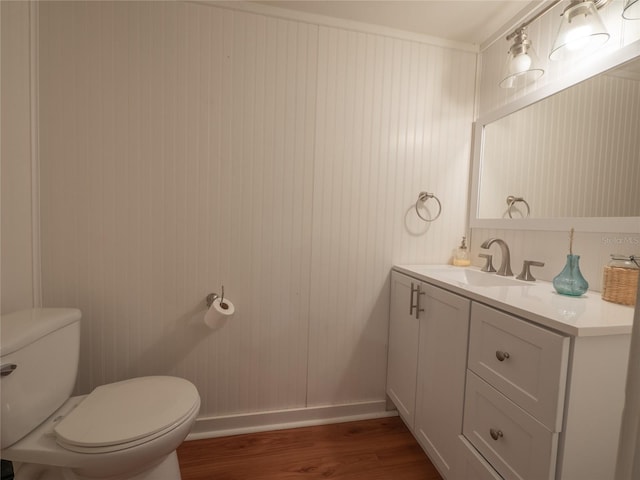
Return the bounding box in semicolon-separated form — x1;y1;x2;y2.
204;297;235;328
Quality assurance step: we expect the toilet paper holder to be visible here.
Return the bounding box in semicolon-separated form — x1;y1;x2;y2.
203;285;235;328
206;286;229;309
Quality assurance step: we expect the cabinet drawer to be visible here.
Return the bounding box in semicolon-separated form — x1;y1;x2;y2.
468;302;569;431
463;371;558;480
455;435;503;480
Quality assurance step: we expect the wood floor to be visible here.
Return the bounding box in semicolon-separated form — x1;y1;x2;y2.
177;416;443;480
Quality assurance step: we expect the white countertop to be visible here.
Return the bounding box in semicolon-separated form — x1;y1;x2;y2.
394;264;635;337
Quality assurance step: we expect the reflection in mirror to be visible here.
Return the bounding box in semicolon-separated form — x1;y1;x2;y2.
478;56;640;220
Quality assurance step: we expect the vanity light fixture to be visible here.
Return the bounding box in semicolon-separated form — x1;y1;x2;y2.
497;1;561;89
499;27;545;89
623;0;640;19
549;0;611;61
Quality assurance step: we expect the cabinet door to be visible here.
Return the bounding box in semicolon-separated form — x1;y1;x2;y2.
414;284;470;479
386;271;421;429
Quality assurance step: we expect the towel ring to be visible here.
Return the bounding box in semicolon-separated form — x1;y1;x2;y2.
415;192;442;222
506;196;530;218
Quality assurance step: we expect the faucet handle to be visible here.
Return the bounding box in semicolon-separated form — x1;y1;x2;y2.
516;260;545;281
479;253;496;273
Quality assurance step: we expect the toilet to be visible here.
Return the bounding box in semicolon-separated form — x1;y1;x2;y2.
0;308;201;480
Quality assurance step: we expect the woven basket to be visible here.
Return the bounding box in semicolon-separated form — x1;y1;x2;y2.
602;266;639;306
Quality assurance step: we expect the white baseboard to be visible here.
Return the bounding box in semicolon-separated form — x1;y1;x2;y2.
186;401;398;441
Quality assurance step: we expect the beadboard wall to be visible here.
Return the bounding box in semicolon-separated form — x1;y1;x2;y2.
1;1;35;315
472;1;640;293
37;0;476;421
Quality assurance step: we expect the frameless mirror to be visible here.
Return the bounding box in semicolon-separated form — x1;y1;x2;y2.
470;43;640;233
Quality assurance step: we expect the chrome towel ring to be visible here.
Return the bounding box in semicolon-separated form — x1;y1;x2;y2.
506;195;530;218
415;192;442;222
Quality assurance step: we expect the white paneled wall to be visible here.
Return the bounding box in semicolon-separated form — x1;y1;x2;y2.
38;0;476;419
1;1;34;314
307;27;476;405
39;1;316;415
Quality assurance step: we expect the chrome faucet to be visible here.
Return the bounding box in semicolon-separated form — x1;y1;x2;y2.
480;238;513;277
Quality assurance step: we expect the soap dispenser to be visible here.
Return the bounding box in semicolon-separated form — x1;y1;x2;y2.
453;236;471;266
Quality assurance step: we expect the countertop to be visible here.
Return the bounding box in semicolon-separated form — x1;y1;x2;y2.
393;264;635;337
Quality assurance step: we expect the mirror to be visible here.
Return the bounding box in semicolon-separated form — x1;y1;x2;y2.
470;43;640;233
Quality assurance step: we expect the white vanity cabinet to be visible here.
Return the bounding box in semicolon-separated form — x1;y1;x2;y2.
460;302;630;480
389;265;634;480
387;270;470;479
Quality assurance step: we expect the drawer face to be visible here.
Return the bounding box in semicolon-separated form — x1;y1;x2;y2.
468;302;569;431
456;435;503;480
463;371;557;480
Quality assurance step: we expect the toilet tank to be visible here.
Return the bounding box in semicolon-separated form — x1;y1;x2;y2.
0;308;81;449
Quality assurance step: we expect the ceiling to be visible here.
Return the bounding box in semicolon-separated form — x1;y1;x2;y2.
256;1;540;46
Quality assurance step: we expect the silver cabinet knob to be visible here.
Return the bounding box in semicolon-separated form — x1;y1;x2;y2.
496;351;510;362
490;428;504;441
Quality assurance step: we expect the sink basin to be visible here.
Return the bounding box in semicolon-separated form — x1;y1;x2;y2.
432;269;525;287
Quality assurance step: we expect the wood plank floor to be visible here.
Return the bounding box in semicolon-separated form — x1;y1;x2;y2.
177;416;443;480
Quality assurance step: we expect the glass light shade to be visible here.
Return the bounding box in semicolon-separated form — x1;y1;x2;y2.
623;0;640;19
499;33;544;89
550;1;610;61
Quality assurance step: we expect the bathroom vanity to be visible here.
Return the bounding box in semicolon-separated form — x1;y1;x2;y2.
386;265;634;480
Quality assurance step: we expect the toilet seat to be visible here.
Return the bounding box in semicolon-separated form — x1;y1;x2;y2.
54;376;199;454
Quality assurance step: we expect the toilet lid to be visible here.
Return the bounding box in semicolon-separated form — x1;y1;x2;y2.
54;376;199;450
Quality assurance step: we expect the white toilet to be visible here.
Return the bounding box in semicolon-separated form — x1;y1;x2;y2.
0;308;201;480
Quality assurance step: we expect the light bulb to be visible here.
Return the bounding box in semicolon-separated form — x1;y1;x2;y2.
550;1;609;61
499;27;544;89
564;24;593;51
509;53;532;74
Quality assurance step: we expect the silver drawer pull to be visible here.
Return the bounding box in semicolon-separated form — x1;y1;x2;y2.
0;364;17;377
410;283;418;316
409;283;425;319
495;350;510;362
490;428;504;441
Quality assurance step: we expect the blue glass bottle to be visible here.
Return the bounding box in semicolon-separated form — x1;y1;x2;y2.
553;254;589;296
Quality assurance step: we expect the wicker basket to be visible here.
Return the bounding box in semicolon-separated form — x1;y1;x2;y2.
602;265;639;306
